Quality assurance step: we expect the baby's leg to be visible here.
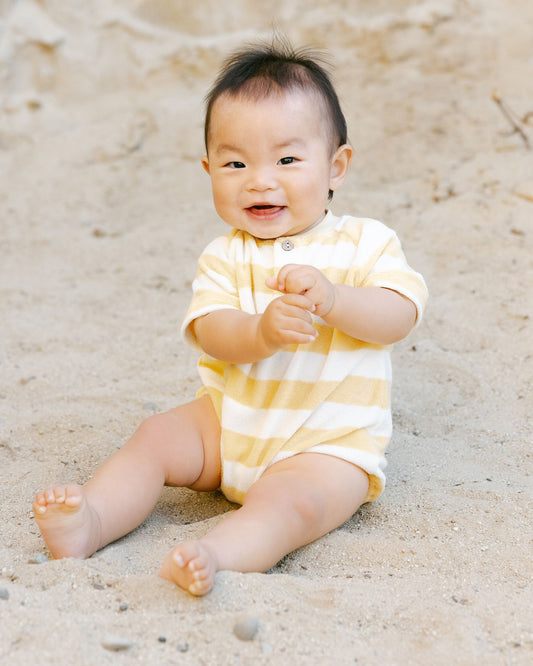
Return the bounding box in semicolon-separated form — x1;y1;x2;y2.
159;453;369;595
33;395;221;559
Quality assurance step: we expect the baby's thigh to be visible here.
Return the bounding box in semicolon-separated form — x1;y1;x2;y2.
254;453;369;534
140;396;221;490
176;395;221;491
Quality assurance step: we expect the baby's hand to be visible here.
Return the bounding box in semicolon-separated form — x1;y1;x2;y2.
259;293;317;352
266;264;336;318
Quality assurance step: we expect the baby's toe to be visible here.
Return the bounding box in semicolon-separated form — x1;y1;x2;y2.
34;491;46;505
42;488;55;504
33;495;47;514
188;556;207;574
41;486;63;504
192;567;209;582
63;485;83;507
189;578;212;596
53;487;66;503
178;542;201;565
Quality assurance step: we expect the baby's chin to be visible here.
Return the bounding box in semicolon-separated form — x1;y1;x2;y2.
227;217;314;240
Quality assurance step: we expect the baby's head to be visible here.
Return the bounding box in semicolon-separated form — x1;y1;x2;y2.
204;40;348;160
202;39;352;239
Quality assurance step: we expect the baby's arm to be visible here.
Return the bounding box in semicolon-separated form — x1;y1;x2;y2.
324;284;416;344
193;292;317;364
268;264;416;345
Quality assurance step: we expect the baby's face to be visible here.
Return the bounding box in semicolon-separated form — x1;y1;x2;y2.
202;89;351;239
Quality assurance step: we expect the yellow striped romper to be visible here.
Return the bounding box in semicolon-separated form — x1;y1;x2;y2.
182;211;428;504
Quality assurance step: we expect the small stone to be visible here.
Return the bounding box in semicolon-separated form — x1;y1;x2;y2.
101;635;133;652
28;553;48;564
119;603;128;612
0;588;9;600
158;636;167;643
233;615;259;641
176;642;189;653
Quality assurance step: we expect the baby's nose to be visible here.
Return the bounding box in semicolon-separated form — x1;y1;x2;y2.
246;167;277;191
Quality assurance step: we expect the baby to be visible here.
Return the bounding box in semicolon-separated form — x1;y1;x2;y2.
33;40;428;596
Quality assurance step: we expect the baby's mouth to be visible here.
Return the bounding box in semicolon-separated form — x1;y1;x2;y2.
246;204;285;216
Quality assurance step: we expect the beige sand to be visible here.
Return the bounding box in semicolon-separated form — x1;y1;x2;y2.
1;1;532;663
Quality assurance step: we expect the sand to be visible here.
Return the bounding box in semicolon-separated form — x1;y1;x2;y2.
1;1;532;664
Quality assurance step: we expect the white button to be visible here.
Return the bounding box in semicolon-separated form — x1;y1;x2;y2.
281;239;294;251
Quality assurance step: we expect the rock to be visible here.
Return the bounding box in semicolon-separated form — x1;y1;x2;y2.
0;588;9;600
233;615;259;641
28;552;48;564
101;635;133;652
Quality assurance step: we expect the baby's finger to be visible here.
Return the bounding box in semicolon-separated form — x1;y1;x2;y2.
265;276;279;290
278;328;318;345
280;292;316;312
284;271;316;296
273;263;300;291
277;307;318;337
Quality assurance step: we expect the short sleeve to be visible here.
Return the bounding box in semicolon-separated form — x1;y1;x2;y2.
348;219;428;325
181;236;241;350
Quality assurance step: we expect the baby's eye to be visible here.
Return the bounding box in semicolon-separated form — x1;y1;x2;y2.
226;161;246;169
278;156;297;165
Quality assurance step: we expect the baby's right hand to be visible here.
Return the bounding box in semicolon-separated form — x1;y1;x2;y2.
258;294;318;352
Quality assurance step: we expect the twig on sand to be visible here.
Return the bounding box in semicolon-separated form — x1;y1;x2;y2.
492;91;531;150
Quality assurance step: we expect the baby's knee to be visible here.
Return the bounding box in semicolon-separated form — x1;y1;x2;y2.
133;413;176;451
265;481;328;532
291;485;329;528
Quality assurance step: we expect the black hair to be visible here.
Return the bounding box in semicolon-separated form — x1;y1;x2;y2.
204;38;348;156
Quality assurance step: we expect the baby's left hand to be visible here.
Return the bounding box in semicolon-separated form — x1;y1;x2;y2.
266;264;336;318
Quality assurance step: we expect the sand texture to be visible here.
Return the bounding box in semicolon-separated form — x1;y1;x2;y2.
1;1;532;664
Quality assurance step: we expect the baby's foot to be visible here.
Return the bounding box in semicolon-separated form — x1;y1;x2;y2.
32;484;100;559
158;541;218;596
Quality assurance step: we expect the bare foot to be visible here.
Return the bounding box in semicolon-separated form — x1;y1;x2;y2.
32;484;101;559
158;541;218;596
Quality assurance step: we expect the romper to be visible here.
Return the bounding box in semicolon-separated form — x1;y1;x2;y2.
182;211;428;504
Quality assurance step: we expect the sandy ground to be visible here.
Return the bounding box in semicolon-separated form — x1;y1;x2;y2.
1;1;532;664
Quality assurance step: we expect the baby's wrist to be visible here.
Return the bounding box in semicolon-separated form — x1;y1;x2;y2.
319;284;338;320
256;315;279;357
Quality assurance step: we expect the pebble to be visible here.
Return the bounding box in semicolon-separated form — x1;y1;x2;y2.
0;588;9;600
101;635;133;652
233;615;259;641
176;642;189;652
28;553;48;564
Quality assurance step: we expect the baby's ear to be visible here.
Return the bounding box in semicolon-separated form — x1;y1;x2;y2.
329;144;353;191
201;155;210;174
